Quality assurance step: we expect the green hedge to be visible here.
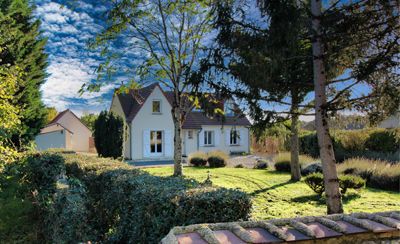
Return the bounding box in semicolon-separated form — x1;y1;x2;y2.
299;128;400;162
304;173;365;195
25;152;251;243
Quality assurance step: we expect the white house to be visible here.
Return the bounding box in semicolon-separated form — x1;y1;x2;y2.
110;83;251;161
35;109;93;152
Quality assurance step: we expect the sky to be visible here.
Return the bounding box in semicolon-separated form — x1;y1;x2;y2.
33;0;368;120
34;0;119;116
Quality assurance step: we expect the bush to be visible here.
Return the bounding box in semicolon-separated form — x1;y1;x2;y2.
338;175;365;194
304;173;325;195
56;152;251;243
299;128;400;162
365;129;400;152
188;151;207;167
301;162;322;176
94;111;125;159
338;158;400;191
207;150;228;168
274;161;291;172
254;160;268;169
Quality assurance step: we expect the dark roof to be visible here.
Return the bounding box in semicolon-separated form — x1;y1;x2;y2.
115;83;251;128
162;211;400;244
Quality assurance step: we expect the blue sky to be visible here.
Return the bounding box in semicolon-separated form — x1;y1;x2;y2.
33;0;367;120
34;0;119;116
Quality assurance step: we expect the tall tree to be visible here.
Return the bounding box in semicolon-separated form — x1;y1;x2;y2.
0;0;48;147
310;0;399;213
206;0;314;181
87;0;213;176
0;10;22;165
80;113;98;131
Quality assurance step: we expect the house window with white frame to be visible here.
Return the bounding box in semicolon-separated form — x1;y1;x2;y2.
152;100;161;113
230;129;240;145
204;131;213;146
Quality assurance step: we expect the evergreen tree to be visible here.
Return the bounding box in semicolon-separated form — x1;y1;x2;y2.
0;0;48;147
94;111;124;159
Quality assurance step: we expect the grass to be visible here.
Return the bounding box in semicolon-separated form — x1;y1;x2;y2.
274;152;317;165
145;166;400;220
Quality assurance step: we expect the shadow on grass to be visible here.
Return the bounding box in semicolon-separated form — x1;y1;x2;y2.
291;192;361;205
250;180;293;196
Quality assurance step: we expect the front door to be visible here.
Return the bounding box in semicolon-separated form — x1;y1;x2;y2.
150;130;163;156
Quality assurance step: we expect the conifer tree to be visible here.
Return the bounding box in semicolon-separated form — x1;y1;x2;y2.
0;0;48;147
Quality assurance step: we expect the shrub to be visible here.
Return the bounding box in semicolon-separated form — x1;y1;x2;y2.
235;164;244;168
365;129;400;152
338;175;365;194
254;160;268;169
337;158;400;191
299;128;400;162
207;150;228;168
61;153;251;243
188;151;207;167
94;111;125;159
273;153;315;172
274;161;291;172
301;162;322;176
304;173;325;195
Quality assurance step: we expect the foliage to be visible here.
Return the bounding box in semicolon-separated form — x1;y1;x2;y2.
304;173;365;195
80;113;98;131
0;162;38;243
0;0;48;147
337;158;400;191
24;152;251;243
304;173;325;196
254;161;268;170
146;166;400;220
45;107;58;124
338;175;365;194
188;151;207;167
94;111;124;159
299;129;400;162
0;65;21;165
87;0;214;176
273;152;315;172
301;162;322;176
207;150;228;168
43;178;93;243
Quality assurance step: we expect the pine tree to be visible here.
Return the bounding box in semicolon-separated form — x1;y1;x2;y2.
0;0;48;147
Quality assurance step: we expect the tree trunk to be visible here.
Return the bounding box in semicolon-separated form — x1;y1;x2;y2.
290;105;301;181
311;0;343;214
172;108;183;176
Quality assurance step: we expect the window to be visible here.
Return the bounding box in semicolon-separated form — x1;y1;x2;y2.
204;131;213;145
188;130;193;139
224;100;235;116
152;100;161;113
150;131;162;153
230;130;240;145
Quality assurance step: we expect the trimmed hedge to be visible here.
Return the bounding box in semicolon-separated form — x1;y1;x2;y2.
188;151;207;167
299;128;400;162
25;152;251;243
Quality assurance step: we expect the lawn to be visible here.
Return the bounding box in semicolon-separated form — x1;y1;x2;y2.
145;166;400;220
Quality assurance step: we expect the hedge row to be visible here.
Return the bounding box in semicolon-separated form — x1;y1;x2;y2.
299;128;400;162
24;152;251;243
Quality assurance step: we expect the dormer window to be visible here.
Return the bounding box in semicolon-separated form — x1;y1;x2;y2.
224;100;235;116
152;100;161;113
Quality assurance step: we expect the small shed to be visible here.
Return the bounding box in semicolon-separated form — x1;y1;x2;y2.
35;109;93;152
